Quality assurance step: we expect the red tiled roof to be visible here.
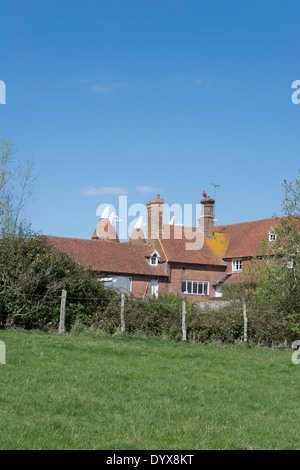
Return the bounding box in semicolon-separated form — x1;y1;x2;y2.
157;225;226;266
46;216;297;282
46;236;168;277
156;217;293;265
213;217;281;259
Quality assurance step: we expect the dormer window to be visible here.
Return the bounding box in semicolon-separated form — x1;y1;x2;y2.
268;229;277;242
150;255;158;266
232;259;243;272
149;250;160;266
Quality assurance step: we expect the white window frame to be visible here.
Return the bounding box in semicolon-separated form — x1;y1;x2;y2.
268;230;277;242
232;259;243;272
150;255;158;266
181;280;209;296
149;250;160;266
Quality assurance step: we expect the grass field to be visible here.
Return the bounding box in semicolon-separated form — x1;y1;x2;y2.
0;329;300;450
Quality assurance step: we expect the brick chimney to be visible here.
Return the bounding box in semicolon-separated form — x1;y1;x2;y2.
147;194;164;240
198;197;215;236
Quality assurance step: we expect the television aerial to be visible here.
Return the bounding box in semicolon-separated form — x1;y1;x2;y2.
209;183;220;200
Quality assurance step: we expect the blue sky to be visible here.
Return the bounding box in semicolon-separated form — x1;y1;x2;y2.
1;0;299;240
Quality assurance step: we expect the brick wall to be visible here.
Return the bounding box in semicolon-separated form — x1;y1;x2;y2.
224;257;252;273
167;262;226;300
131;274;169;298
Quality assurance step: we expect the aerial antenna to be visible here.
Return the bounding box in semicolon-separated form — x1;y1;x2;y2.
210;183;220;222
209;183;220;200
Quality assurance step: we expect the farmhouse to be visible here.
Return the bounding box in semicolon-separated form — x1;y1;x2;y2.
47;194;279;300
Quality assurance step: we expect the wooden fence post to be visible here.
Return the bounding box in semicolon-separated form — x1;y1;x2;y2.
242;297;248;348
0;340;6;365
58;289;67;335
182;301;187;343
121;293;126;339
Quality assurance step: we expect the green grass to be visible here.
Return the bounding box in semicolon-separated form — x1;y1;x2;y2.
0;330;300;450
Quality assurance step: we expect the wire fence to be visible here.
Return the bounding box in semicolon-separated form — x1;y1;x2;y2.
0;290;299;348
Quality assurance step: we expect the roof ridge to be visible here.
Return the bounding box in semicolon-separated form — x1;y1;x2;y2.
44;235;90;242
214;216;284;229
46;235;148;246
163;216;287;232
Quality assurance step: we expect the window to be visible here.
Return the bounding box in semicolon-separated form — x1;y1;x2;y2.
150;255;158;266
99;276;132;294
149;250;160;266
268;230;277;242
232;259;243;272
181;280;209;296
151;277;159;297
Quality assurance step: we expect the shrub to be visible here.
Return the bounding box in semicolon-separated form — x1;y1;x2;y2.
0;232;113;329
93;296;300;347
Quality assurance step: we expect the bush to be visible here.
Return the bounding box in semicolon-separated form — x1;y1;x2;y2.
92;296;300;347
0;232;114;329
1;230;298;348
88;295;245;344
247;310;300;346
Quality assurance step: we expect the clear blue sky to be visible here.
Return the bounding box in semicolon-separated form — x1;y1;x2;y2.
1;0;299;240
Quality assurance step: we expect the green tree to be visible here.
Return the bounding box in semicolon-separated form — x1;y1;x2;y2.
0;232;112;329
282;169;300;216
0;133;116;330
250;171;300;313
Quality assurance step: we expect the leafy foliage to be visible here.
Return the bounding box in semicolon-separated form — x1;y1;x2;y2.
71;295;300;347
0;231;114;329
282;169;300;216
250;216;300;313
223;172;300;314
